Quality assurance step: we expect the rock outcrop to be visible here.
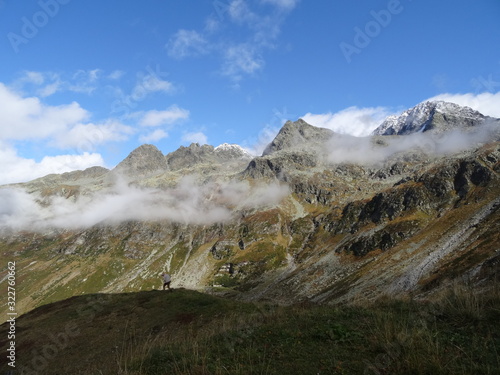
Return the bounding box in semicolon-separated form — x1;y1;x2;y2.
1;101;499;319
114;144;167;175
262;119;334;156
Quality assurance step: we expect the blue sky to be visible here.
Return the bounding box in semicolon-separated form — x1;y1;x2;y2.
1;0;499;184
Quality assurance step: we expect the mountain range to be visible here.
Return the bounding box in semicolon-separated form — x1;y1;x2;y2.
1;100;499;319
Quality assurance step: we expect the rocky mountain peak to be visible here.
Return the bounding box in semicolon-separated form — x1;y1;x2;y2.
113;144;167;175
214;143;252;160
262;118;334;156
372;101;487;136
165;143;216;170
165;143;253;170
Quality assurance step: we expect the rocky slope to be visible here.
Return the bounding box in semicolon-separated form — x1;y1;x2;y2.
372;101;491;135
1;101;499;320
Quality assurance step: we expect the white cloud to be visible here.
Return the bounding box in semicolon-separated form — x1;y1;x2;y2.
13;70;106;97
302;106;394;137
0;82;137;184
0;83;88;140
0;176;290;230
228;0;257;24
325;122;497;166
166;29;209;59
261;0;300;11
38;80;63;97
108;70;125;80
427;92;500;118
302;93;500;140
13;68;167;103
0;188;45;229
88;69;101;82
139;129;168;143
182;131;208;145
222;43;264;81
166;0;296;84
110;69;175;118
52;120;135;151
204;16;221;33
0;142;105;185
20;71;45;85
0;75;188;185
137;106;190;127
242;124;280;156
131;74;174;99
69;69;102;94
138;74;174;93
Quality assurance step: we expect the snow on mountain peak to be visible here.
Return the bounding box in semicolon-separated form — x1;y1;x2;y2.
214;143;252;159
372;101;486;136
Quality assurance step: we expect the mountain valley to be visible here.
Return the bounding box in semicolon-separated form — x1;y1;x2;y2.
1;101;499;319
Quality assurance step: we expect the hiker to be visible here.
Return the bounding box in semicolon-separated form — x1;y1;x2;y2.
161;273;172;291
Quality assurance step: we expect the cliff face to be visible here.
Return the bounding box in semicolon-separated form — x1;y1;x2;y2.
1;101;499;319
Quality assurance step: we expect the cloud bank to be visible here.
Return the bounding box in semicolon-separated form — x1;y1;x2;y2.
0;142;105;186
0;82;132;184
0;83;88;140
0;176;290;231
326;120;498;165
0;78;183;185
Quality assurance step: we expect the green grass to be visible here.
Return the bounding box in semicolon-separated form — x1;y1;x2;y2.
2;286;499;374
130;287;500;375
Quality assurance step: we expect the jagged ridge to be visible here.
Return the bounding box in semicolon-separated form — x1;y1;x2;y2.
1;100;499;320
372;100;488;135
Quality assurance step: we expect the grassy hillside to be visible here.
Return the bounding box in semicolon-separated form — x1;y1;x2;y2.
1;286;499;374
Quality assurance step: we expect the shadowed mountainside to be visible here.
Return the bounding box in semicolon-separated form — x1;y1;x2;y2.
1;287;499;374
